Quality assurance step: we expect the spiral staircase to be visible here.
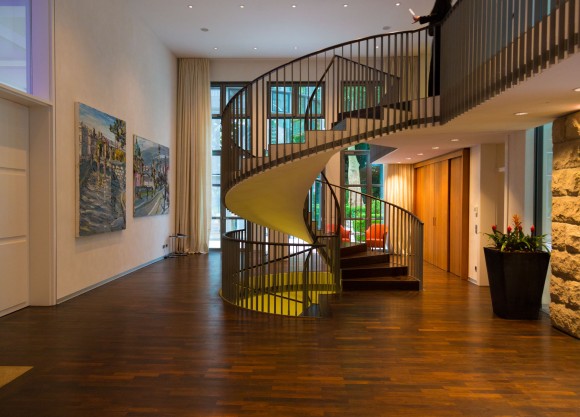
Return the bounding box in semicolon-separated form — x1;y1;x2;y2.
220;0;579;317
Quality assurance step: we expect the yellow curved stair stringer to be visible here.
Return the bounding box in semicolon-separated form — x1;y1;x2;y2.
225;149;340;244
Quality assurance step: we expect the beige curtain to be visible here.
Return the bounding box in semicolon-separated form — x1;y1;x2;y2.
385;164;414;255
385;164;414;211
176;58;212;254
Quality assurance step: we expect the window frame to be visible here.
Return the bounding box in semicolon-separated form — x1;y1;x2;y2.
210;82;249;248
340;146;385;243
0;0;31;93
341;80;383;113
266;81;326;144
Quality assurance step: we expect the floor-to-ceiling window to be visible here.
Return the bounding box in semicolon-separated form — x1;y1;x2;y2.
341;144;384;243
340;79;385;242
0;0;30;92
534;124;553;309
210;82;247;249
534;124;553;247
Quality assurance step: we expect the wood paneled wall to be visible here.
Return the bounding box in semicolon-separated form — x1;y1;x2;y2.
414;150;469;278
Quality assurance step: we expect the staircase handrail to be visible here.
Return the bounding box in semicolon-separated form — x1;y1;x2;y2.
441;0;579;122
303;55;400;132
221;226;340;317
221;25;434;196
303;54;338;133
319;180;423;224
223;28;425;118
318;179;424;284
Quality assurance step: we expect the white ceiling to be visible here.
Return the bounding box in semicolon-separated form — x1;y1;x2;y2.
127;0;580;163
126;0;435;58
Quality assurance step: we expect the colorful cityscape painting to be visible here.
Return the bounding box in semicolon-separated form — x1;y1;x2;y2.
133;135;169;217
76;102;127;236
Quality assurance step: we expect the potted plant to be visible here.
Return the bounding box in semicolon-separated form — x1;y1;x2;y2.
483;214;550;320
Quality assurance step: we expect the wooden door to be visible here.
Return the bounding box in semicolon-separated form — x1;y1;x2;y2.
432;160;449;270
449;154;469;278
413;150;469;276
415;163;436;264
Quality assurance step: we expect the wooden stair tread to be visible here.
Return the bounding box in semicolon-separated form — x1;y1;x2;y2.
342;262;404;271
340;249;388;259
342;276;417;282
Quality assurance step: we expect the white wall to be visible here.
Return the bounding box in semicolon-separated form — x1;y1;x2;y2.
468;131;535;286
54;0;177;299
468;134;509;286
469;143;505;286
505;131;535;227
210;59;290;82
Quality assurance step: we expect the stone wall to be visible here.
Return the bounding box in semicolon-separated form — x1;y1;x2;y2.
551;110;580;339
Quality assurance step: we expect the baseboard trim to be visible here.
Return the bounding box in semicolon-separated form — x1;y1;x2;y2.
0;301;30;318
57;256;165;304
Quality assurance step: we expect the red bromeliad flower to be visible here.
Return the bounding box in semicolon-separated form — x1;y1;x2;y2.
485;215;548;252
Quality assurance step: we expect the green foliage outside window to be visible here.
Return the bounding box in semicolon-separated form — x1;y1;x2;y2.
345;199;384;242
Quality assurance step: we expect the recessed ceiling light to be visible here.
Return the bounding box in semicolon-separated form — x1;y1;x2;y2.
406;157;411;160
432;146;440;150
514;112;528;116
240;5;245;8
201;27;209;32
253;47;258;50
343;4;348;7
293;46;298;50
397;161;401;164
292;4;297;8
396;2;401;6
213;47;218;50
417;153;424;156
574;87;580;92
188;5;193;9
451;138;459;142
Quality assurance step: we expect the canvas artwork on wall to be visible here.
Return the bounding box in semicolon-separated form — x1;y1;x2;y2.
76;102;126;236
133;135;169;217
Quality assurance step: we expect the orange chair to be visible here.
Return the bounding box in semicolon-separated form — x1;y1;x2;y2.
366;224;388;250
326;224;351;242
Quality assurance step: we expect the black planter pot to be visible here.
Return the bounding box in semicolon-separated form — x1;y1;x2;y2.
483;247;550;320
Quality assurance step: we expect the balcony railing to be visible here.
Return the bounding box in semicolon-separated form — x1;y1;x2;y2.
441;0;579;122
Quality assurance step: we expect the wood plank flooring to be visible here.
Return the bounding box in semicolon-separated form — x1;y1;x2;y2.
0;252;578;416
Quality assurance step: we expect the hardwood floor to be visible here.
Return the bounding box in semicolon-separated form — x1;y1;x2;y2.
0;252;578;416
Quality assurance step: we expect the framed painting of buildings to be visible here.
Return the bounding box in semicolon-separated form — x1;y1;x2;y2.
76;102;126;236
133;135;169;217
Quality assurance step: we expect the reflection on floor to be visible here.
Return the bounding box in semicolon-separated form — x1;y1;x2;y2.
0;253;578;416
0;367;32;389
